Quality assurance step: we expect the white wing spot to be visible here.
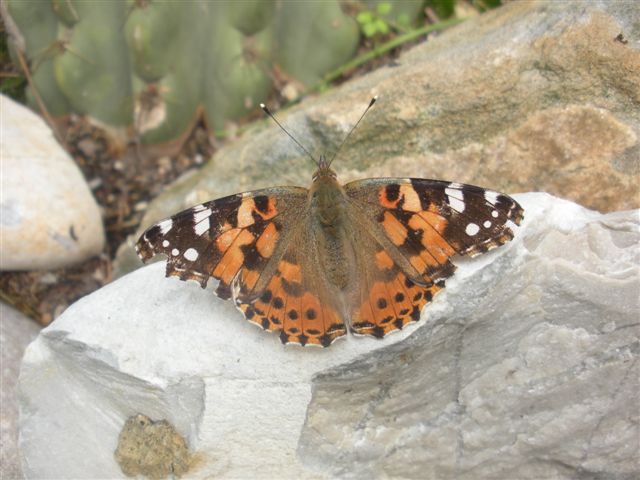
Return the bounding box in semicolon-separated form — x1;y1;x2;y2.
448;196;466;213
158;219;173;235
162;240;170;247
171;248;180;256
465;223;480;236
191;204;210;213
194;217;210;236
445;186;463;200
491;210;499;218
485;190;499;204
184;248;199;262
445;187;465;213
483;220;492;228
193;208;212;224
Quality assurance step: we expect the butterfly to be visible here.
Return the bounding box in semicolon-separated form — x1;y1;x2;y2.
136;98;524;348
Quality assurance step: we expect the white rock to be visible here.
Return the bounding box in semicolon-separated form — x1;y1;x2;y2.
1;303;40;480
18;193;639;479
0;95;104;270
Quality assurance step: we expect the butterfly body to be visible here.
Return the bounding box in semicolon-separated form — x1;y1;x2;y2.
137;158;523;347
308;166;355;290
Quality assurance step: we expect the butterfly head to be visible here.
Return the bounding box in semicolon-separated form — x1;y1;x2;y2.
312;154;337;181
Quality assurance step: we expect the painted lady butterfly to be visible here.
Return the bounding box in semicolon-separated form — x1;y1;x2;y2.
136;99;523;347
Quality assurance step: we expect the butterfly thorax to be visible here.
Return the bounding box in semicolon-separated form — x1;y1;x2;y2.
309;170;353;290
310;170;343;226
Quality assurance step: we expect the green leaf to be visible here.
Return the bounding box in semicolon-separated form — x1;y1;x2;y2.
396;13;410;27
356;11;373;24
377;2;392;15
426;0;455;19
362;22;377;37
376;19;390;35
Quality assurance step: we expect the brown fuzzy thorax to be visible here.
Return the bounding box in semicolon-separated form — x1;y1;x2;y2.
309;173;352;290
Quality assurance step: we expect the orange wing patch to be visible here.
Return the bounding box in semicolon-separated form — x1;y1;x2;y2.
351;260;444;338
255;222;279;258
351;268;443;339
235;257;347;347
377;184;458;281
212;229;254;284
408;210;457;263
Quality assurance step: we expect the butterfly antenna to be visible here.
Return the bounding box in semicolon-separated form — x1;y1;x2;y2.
328;96;377;167
260;103;318;167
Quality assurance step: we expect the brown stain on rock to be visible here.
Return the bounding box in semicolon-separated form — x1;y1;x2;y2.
504;105;637;211
114;414;195;479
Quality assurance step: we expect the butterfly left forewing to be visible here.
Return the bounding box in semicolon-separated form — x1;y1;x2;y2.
136;187;308;300
345;178;523;269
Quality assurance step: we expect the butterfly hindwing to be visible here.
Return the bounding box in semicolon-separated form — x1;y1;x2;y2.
349;232;445;338
234;241;347;347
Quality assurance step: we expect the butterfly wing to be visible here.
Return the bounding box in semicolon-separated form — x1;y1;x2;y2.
234;223;348;347
136;187;309;298
344;178;524;337
347;233;446;338
136;187;348;347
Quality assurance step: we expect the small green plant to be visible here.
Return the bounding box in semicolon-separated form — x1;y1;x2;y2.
0;25;27;102
425;0;456;19
356;2;392;38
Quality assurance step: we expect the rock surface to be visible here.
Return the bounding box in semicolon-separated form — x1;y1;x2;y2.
1;303;40;480
114;0;640;276
0;94;105;270
18;193;640;479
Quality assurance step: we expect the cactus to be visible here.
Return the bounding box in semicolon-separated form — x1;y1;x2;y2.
4;0;359;153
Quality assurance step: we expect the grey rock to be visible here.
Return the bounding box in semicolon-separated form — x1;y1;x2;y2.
0;95;105;270
1;303;40;480
18;193;640;479
114;0;640;277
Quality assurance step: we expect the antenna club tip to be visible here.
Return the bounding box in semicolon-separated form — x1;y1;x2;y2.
260;103;266;109
369;96;378;106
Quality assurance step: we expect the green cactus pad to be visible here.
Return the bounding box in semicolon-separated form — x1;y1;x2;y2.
5;0;360;154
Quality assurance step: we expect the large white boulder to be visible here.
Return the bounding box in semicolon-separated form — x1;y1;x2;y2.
0;95;105;270
18;193;640;479
1;303;40;479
